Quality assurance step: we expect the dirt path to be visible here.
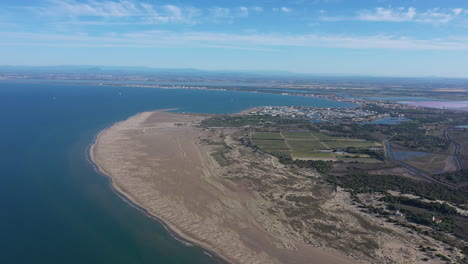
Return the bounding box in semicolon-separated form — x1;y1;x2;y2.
311;134;332;149
279;131;293;151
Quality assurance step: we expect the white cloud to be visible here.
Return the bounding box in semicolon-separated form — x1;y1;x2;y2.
273;7;292;13
41;0;140;17
416;8;458;24
3;30;468;51
209;7;231;18
208;6;264;21
358;7;416;22
165;5;182;18
251;7;263;12
453;8;463;16
35;1;262;25
36;0;202;24
239;7;249;17
322;7;467;24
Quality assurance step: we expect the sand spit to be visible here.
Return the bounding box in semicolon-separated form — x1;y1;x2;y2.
90;110;458;264
90;110;357;264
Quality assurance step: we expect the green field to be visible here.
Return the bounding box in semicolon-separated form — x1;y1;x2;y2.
250;131;380;162
282;132;317;139
251;132;283;140
311;132;337;140
288;140;328;151
324;140;380;149
251;139;290;152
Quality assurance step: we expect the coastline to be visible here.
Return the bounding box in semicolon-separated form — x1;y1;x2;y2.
88;109;359;264
87;108;452;264
1;79;360;106
88;111;229;264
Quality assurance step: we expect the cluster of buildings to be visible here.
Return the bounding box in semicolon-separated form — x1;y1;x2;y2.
366;100;422;111
274;90;424;113
251;106;387;123
282;92;363;105
117;84;227;91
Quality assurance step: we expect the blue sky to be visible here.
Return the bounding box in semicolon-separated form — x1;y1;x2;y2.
1;0;468;77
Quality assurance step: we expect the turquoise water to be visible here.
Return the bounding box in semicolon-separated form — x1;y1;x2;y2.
0;82;355;264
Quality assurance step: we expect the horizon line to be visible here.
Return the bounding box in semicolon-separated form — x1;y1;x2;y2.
1;64;468;80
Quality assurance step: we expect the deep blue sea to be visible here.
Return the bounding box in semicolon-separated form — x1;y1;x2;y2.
0;82;355;264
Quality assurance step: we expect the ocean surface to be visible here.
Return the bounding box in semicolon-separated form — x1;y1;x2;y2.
0;82;355;264
0;79;268;87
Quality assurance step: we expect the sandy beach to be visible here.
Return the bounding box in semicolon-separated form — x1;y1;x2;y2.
90;110;457;264
90;110;360;264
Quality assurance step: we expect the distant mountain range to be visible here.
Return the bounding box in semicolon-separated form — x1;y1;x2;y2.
0;65;298;77
0;66;466;85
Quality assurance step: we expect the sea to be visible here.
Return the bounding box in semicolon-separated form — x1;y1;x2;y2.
0;81;355;264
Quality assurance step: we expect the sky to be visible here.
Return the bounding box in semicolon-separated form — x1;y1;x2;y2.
1;0;468;77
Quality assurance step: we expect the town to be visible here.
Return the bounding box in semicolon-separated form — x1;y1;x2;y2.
250;105;388;123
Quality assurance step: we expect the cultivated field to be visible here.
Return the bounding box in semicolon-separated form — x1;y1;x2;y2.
251;132;381;162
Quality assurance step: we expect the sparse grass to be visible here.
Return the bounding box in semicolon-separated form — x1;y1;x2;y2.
292;152;336;158
311;222;339;233
360;238;380;251
404;154;452;174
212;151;230;166
285;195;318;204
409;154;448;164
338;158;382;163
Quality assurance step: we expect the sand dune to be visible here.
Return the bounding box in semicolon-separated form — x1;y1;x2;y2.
90;110;357;264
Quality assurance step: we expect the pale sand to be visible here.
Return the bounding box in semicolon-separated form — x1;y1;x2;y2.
90;110;357;264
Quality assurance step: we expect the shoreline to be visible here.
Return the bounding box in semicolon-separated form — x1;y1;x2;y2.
0;78;361;106
88;110;229;264
87;108;370;264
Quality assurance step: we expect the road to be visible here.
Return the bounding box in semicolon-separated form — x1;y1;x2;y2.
444;127;463;171
384;141;464;190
